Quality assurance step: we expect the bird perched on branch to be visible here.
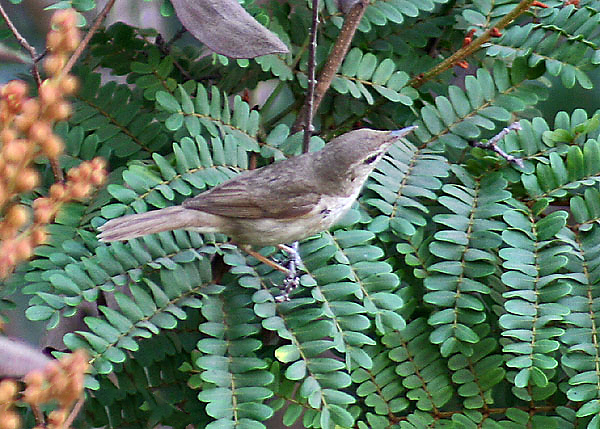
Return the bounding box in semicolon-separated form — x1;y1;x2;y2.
98;126;417;299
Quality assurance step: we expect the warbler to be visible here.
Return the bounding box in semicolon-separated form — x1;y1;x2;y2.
98;126;416;245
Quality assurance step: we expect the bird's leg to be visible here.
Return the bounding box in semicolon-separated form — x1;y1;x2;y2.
275;241;304;302
236;243;304;302
238;245;291;275
278;242;304;272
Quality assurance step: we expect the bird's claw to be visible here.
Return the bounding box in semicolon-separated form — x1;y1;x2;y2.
275;242;303;302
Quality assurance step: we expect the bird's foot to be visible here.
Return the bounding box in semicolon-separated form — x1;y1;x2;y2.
275;242;304;302
237;242;304;302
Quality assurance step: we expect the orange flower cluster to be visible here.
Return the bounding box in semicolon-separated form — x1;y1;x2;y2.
0;9;107;279
0;350;89;429
0;379;19;429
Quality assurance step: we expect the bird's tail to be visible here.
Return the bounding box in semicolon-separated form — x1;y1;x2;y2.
97;206;208;242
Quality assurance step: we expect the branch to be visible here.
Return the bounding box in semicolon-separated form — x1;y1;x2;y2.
329;0;540;135
0;2;41;86
291;0;369;134
302;0;320;153
63;396;85;428
470;122;524;168
410;0;537;88
60;0;117;77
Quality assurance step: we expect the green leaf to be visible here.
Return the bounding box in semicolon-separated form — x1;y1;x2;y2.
155;91;180;113
285;360;307;380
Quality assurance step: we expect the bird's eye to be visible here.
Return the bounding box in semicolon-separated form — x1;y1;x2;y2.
364;154;379;164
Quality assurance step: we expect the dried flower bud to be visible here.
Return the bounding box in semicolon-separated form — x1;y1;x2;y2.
59;76;79;95
91;169;106;186
15;168;39;192
50;183;66;200
5;205;28;228
31;228;47;245
0;224;14;241
1;80;27;113
0;129;17;144
0;409;20;429
21;98;40;118
0;246;17;274
41;134;63;158
47;372;67;396
39;83;60;106
47;409;68;426
46;31;63;52
15;238;33;260
28;121;52;144
78;162;93;178
0;184;6;208
3;164;17;180
66;167;81;181
43;55;66;76
13;112;35;132
3;140;28;163
33;198;54;223
48;101;71;121
0;107;11;123
22;385;43;406
91;157;106;170
70;349;89;372
63;29;81;51
1;80;27;99
70;182;91;199
0;380;17;404
52;9;78;29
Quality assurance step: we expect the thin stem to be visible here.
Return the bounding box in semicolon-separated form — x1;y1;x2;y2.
155;31;192;81
471;122;524;167
63;397;85;428
410;0;536;88
291;0;369;134
0;1;41;86
50;158;64;182
61;0;117;77
302;0;320;153
167;26;186;47
325;0;537;136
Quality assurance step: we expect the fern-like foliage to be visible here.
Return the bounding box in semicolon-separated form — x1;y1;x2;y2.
5;0;600;428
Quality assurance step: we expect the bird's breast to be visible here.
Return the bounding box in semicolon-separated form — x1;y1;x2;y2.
223;194;357;246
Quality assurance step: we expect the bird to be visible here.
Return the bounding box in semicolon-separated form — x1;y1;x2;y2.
98;126;417;297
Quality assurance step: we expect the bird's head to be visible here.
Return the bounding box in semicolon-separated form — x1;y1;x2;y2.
315;126;417;190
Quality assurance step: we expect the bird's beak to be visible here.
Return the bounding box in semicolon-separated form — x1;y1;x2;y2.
390;125;418;138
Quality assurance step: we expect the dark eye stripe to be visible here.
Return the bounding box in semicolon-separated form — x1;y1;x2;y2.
364;154;379;164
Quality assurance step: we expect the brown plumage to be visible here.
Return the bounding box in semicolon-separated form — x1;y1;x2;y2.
98;127;417;246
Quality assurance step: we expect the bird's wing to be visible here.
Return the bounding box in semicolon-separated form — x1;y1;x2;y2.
182;172;321;219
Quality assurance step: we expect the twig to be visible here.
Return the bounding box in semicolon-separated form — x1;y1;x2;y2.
410;0;536;88
167;26;186;48
155;31;193;81
49;157;64;182
291;0;369;134
328;0;538;135
470;122;524;168
61;0;117;78
302;0;320;153
31;404;44;425
63;396;85;428
0;2;42;86
30;51;48;87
